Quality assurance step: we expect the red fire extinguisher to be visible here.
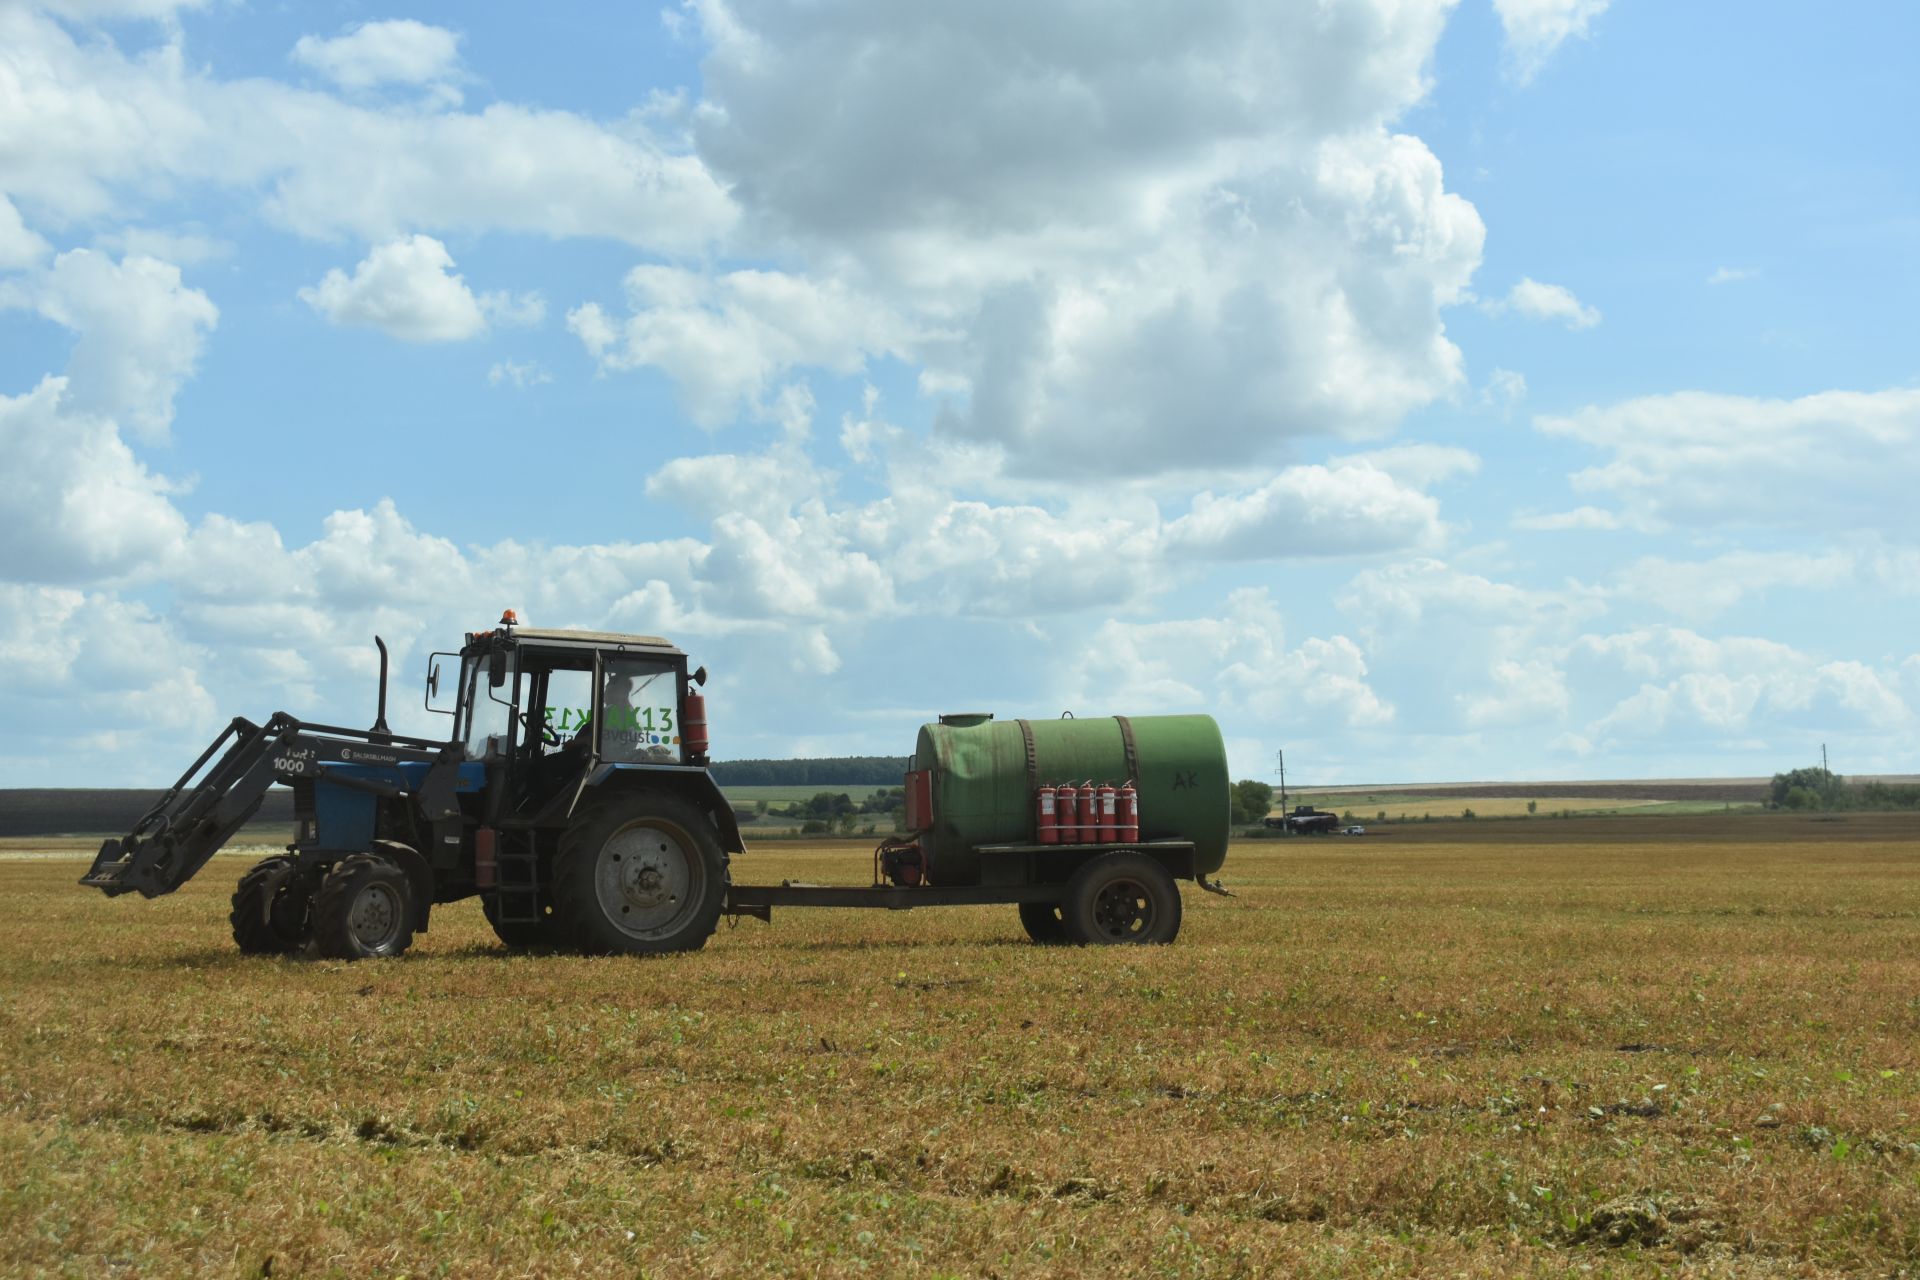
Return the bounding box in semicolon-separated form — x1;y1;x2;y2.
682;685;710;763
1035;783;1058;843
1056;783;1080;845
1117;779;1139;843
1097;781;1118;842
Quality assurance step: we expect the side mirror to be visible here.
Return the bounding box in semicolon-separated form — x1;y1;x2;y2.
692;665;708;688
423;652;458;716
488;649;508;689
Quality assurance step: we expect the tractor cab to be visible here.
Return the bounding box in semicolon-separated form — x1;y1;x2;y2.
429;613;713;824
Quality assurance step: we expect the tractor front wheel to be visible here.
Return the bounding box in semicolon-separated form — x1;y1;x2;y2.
312;853;417;960
553;793;728;955
230;855;313;955
1060;852;1182;946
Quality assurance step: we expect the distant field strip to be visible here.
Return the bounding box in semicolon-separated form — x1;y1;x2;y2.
1285;793;1688;820
1304;780;1780;802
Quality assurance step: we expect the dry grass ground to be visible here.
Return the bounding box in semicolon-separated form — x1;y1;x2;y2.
3;825;1918;1277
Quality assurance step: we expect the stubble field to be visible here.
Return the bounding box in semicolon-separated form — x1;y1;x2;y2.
2;819;1917;1277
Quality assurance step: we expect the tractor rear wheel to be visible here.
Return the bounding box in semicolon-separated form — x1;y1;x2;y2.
482;894;564;950
553;792;728;955
230;855;313;955
1060;852;1182;946
312;852;417;960
1017;900;1070;945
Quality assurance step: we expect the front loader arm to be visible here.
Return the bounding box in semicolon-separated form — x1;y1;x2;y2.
80;714;295;899
82;713;460;900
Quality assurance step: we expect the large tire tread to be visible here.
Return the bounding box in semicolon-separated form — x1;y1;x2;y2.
230;855;310;955
1060;852;1182;946
553;793;729;956
312;853;416;960
1017;900;1070;945
482;893;565;950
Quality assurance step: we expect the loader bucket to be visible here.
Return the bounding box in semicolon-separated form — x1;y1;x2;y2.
80;839;136;897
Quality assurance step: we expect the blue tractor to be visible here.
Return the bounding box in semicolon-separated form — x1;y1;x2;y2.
81;612;743;959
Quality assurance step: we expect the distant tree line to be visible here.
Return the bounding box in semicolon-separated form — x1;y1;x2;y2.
1768;766;1920;812
709;756;909;786
775;788;907;835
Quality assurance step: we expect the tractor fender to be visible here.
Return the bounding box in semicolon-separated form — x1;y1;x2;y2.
585;764;745;854
370;839;436;931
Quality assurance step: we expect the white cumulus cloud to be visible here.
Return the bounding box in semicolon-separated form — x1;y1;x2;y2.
2;249;218;441
1493;0;1611;81
1326;444;1482;487
487;360;552;389
1461;657;1572;727
1481;368;1527;415
92;226;231;267
570;266;909;425
301;236;539;342
1067;589;1394;729
1496;276;1601;329
0;195;49;269
0;584;220;772
1571;626;1913;745
639;0;1485;477
0;7;735;250
0;377;190;584
291;20;463;92
1511;506;1625;532
1609;550;1857;623
1536;386;1920;533
1165;464;1448;560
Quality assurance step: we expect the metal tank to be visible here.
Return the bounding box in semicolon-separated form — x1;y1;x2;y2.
907;713;1229;885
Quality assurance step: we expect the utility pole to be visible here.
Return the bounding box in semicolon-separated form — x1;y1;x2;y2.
1822;742;1829;775
1274;749;1287;823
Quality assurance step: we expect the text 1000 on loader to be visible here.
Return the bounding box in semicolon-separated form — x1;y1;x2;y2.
82;612;1230;959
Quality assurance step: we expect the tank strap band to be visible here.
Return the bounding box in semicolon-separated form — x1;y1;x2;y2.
1016;719;1038;792
1114;715;1140;784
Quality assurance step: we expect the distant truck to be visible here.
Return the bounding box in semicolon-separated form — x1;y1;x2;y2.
1263;804;1341;836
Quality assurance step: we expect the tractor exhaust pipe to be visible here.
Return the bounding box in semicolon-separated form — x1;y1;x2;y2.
372;635;393;740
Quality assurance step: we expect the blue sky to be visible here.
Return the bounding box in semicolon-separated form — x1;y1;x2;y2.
2;0;1915;788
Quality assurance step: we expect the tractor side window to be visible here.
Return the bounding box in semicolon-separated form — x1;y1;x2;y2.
541;668;592;754
463;653;516;759
598;657;681;764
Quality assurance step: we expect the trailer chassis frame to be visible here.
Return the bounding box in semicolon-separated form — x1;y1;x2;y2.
722;839;1200;922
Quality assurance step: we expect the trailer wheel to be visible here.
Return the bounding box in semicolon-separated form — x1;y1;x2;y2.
553;793;728;955
312;853;416;960
230;855;312;955
1061;852;1182;946
482;894;564;950
1017;901;1070;945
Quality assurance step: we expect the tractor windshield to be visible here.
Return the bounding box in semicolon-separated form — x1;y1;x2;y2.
597;656;681;764
462;653;517;759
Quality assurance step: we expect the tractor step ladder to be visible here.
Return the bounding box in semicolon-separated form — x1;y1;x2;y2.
492;837;545;924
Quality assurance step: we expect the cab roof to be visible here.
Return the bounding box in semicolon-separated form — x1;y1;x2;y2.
469;626;684;657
